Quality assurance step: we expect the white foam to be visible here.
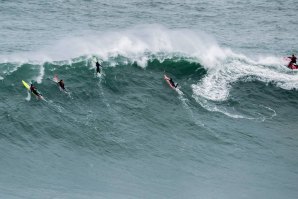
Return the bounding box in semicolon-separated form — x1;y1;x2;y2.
190;47;298;118
258;105;277;121
176;88;205;126
192;53;298;102
0;24;296;97
193;95;251;119
0;62;23;78
26;92;31;101
35;65;45;83
0;25;220;65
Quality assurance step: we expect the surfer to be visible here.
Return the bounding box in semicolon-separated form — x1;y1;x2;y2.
288;54;297;68
96;61;101;73
288;54;297;65
168;77;178;88
58;80;65;90
30;84;42;97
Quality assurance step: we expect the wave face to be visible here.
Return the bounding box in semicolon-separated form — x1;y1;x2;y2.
1;43;298;198
1;9;298;199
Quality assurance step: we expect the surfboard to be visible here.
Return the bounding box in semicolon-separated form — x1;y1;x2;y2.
22;80;43;99
22;80;30;91
164;75;177;89
53;74;59;83
288;63;298;70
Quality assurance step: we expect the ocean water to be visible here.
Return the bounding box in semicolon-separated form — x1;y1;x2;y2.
1;0;298;198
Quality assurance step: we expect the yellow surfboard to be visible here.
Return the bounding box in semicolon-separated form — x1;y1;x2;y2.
22;80;43;99
22;80;30;91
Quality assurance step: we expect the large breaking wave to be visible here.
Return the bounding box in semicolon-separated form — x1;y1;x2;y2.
0;25;297;119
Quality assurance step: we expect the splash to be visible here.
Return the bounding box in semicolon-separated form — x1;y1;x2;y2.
1;24;297;104
192;53;298;102
36;65;45;84
0;25;221;67
26;91;31;101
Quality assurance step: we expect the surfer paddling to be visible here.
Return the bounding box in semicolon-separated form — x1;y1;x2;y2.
54;74;66;91
30;84;42;99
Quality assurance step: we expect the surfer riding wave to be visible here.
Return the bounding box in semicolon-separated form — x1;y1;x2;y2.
287;54;298;69
164;75;178;89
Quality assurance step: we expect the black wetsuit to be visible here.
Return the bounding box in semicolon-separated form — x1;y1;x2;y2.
292;56;296;64
30;85;40;96
169;78;178;88
96;62;101;73
58;81;65;90
289;56;297;64
288;56;297;69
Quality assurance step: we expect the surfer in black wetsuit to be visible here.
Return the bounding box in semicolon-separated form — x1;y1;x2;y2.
169;78;178;88
96;61;101;73
288;54;297;69
58;80;65;90
30;84;41;97
288;54;297;65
